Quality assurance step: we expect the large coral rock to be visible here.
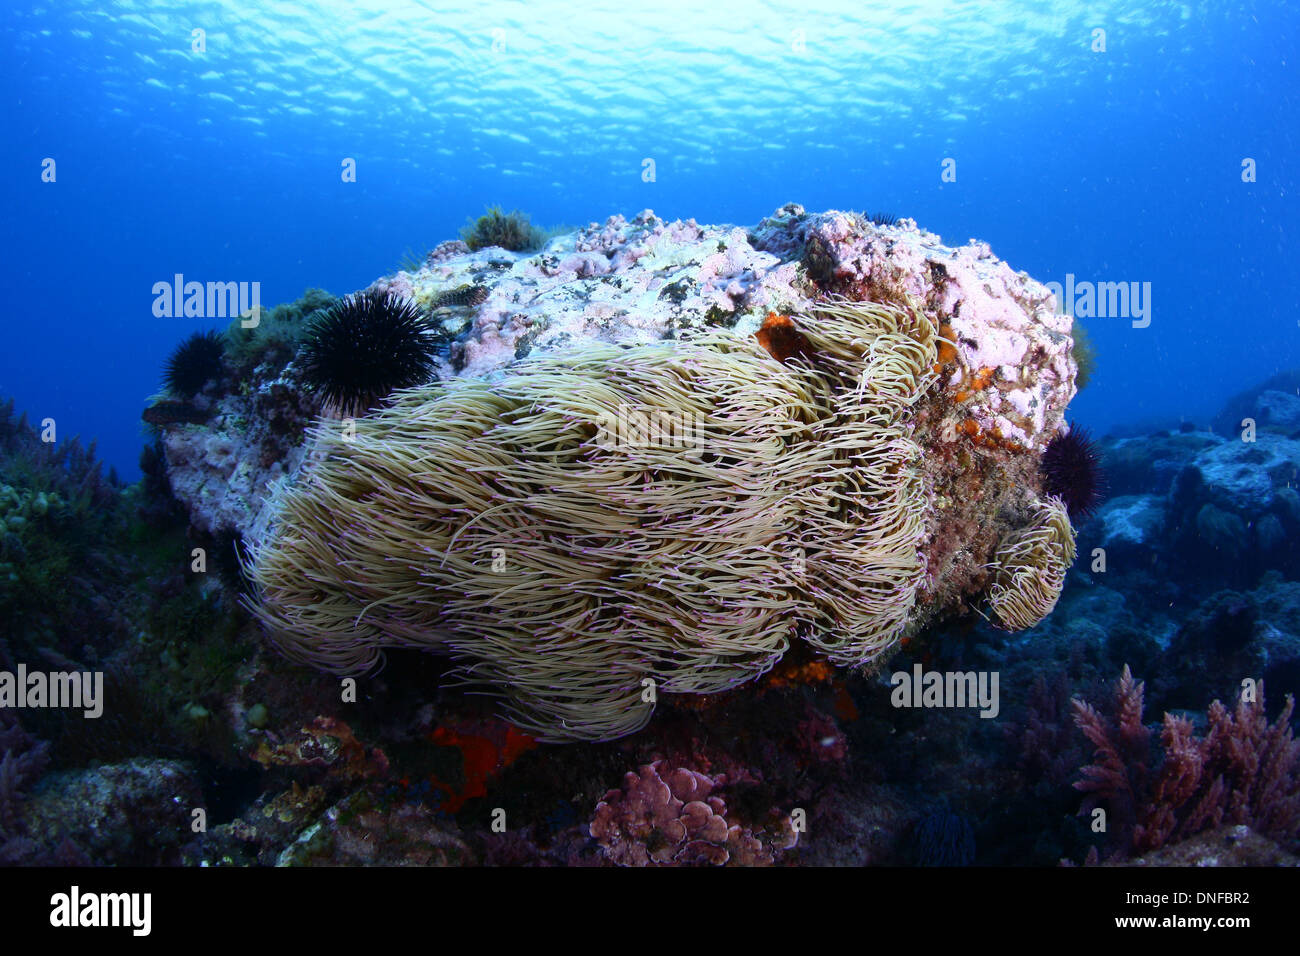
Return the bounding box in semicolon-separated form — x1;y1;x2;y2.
161;374;319;536
1103;431;1222;497
1123;825;1298;867
1212;369;1300;436
1164;433;1300;582
22;759;202;865
163;206;1088;740
1095;494;1165;563
1192;434;1300;516
163;206;1078;542
1254;390;1300;434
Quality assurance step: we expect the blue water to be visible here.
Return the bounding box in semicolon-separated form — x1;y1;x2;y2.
1;0;1295;479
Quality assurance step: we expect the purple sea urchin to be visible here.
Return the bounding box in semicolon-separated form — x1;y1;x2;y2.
162;330;224;398
1041;425;1105;521
300;289;439;416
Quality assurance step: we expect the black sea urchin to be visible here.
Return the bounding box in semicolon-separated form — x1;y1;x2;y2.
1041;425;1105;521
869;211;898;227
300;289;439;415
163;330;225;397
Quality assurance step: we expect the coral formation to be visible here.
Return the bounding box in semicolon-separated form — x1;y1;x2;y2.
134;207;1082;752
161;207;1079;511
1120;825;1298;866
137;292;358;540
250;717;389;781
300;289;440;416
163;330;225;398
19;757;203;865
589;760;798;866
275;794;474;866
232;206;1084;742
1089;407;1300;588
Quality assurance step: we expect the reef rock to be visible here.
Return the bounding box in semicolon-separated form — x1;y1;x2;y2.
1211;370;1300;437
160;373;320;537
1094;494;1165;564
165;206;1078;542
1162;433;1300;583
1191;434;1300;517
1103;431;1222;497
1254;390;1300;435
161;205;1085;741
1122;825;1298;867
21;758;202;865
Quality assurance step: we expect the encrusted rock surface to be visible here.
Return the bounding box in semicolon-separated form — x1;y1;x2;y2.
1193;434;1300;516
160;370;320;536
1122;825;1298;867
22;758;202;865
1095;494;1165;562
160;206;1080;603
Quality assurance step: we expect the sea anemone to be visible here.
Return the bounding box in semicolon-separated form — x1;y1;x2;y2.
299;289;439;416
246;297;938;741
163;330;224;397
987;496;1077;631
1041;425;1105;521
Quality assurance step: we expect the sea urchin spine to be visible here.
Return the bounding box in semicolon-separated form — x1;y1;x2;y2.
162;330;225;398
1040;424;1105;521
300;288;440;416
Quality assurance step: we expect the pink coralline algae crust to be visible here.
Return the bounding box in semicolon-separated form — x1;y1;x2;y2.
381;207;806;379
589;760;798;866
404;203;1073;450
426;240;470;265
760;205;1075;449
